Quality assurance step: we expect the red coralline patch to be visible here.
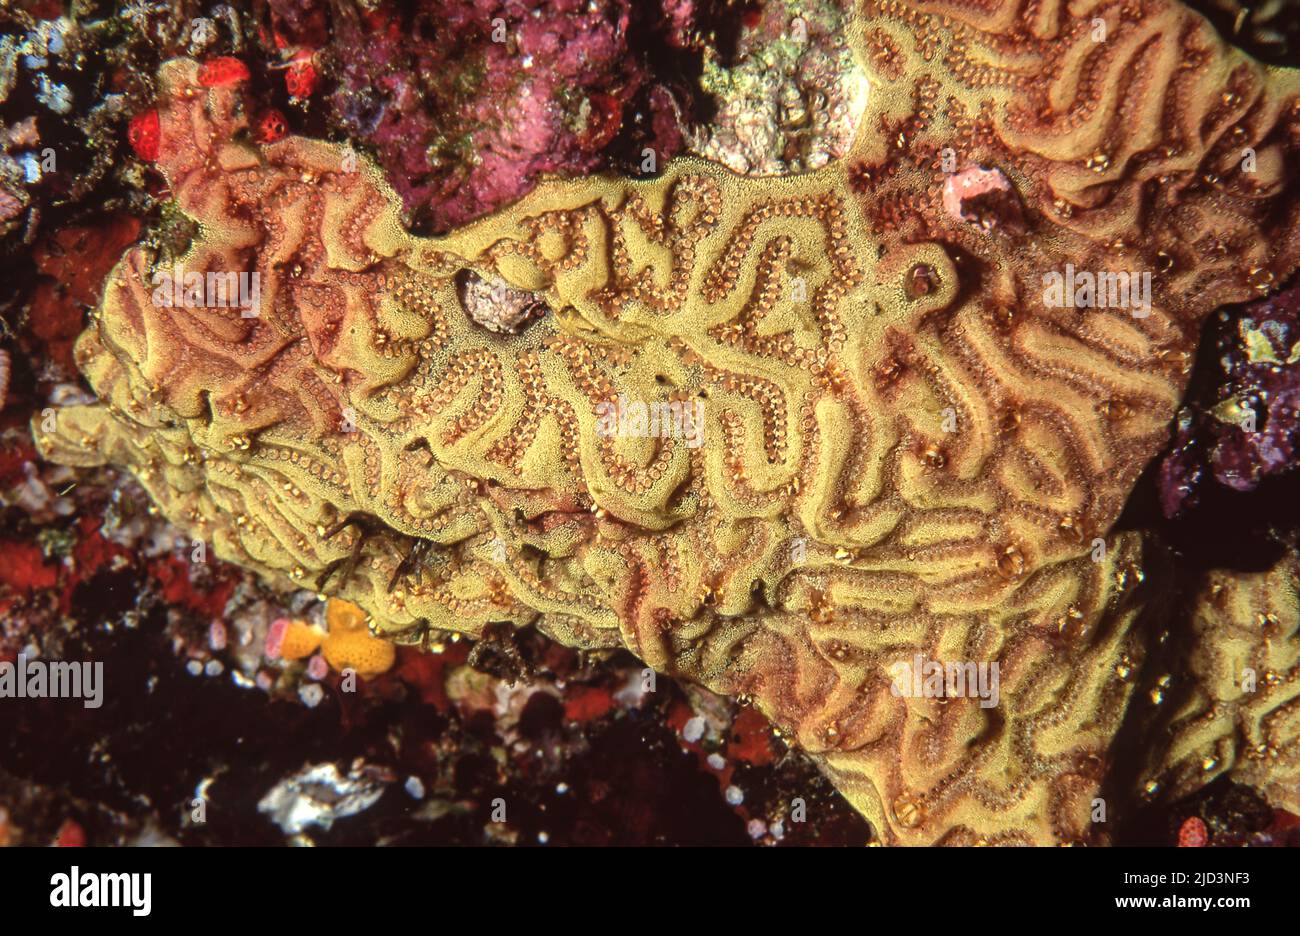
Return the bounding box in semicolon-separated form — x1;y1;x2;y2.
127;110;161;162
1178;815;1209;847
1276;809;1300;828
394;646;462;711
255;109;289;144
0;516;136;616
563;684;617;723
70;517;132;581
27;282;85;374
36;218;144;309
0;541;58;593
54;820;85;848
197;56;251;88
579;92;624;151
0;190;22;224
0;437;34;489
666;698;696;738
30;217;142;372
726;706;776;767
285;55;319;99
147;556;237;620
358;5;403;42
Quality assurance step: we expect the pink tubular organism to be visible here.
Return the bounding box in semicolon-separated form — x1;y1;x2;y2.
942;164;1025;233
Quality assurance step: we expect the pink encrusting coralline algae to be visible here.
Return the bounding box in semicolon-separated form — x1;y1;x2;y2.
314;0;683;231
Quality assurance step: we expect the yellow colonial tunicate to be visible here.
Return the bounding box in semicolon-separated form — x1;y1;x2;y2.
276;618;324;662
32;0;1300;843
321;598;396;678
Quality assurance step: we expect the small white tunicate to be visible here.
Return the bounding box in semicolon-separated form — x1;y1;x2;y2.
185;659;203;676
725;785;744;806
204;659;224;677
36;75;72;114
404;776;426;799
18;152;41;184
682;716;706;743
298;682;324;708
707;753;726;771
47;24;66;56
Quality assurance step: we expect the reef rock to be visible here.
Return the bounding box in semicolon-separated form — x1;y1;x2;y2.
33;0;1300;844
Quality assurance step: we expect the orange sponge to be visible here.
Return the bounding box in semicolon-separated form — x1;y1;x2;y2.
321;598;396;678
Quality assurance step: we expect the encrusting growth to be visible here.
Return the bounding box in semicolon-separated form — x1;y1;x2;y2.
33;0;1300;844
